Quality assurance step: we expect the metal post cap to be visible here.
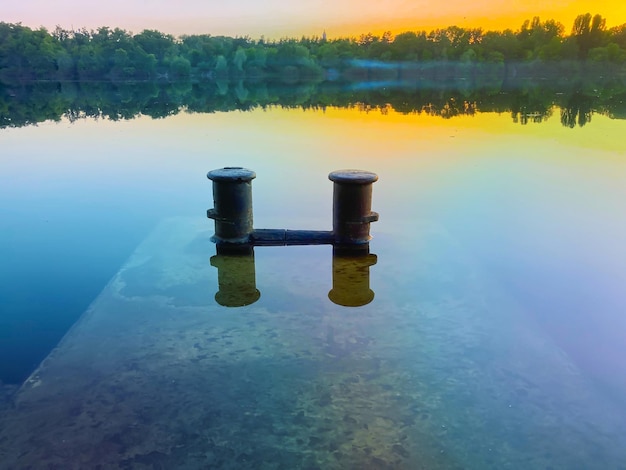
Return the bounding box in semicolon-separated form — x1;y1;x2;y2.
207;167;256;182
328;170;378;184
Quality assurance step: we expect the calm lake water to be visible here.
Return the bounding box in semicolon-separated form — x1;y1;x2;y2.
1;83;626;468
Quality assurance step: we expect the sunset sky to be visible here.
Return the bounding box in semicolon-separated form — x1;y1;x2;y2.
4;0;626;39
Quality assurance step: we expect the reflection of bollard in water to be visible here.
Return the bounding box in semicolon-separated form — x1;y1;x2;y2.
328;246;378;307
329;170;379;246
207;167;256;244
210;245;260;307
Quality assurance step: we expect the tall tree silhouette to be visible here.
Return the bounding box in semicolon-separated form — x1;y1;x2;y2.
572;13;607;59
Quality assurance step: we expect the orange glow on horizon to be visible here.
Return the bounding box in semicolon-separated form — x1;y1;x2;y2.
4;0;626;40
326;3;626;39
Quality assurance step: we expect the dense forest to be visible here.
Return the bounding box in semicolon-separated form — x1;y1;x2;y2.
1;13;626;84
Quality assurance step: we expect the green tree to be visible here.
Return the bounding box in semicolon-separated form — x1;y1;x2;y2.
588;43;626;63
608;24;626;49
214;55;228;78
571;13;608;59
390;32;430;61
518;17;565;59
479;30;523;62
232;47;247;72
315;43;340;67
134;30;176;63
243;46;267;76
168;56;191;78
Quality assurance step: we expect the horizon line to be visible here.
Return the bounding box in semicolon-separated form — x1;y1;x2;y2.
3;12;626;41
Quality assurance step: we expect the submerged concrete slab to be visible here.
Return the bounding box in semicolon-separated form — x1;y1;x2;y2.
0;217;625;469
0;218;427;469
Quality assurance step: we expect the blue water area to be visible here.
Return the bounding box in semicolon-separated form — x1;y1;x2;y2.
0;218;624;468
0;197;158;384
0;117;210;385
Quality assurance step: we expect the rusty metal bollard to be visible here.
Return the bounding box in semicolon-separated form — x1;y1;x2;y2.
207;167;256;244
206;167;380;308
207;167;379;247
328;170;379;246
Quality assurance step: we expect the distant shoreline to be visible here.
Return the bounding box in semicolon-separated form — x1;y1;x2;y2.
1;15;626;85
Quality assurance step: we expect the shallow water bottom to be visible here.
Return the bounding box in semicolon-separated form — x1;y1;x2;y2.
0;218;624;469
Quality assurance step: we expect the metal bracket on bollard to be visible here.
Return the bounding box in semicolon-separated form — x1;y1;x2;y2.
207;167;379;248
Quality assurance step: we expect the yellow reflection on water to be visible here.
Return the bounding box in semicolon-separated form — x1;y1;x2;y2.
328;248;378;307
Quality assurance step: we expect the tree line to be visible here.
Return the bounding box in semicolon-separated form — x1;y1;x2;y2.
1;79;624;129
1;13;626;83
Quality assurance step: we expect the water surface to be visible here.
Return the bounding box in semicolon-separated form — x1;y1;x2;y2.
1;87;626;468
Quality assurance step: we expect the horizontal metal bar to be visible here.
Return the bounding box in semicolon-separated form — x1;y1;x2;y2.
251;229;334;246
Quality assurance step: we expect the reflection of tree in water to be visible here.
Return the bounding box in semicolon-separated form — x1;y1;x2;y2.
560;91;594;128
509;89;553;125
1;79;626;129
422;98;476;118
355;103;391;115
511;107;553;125
605;92;626;120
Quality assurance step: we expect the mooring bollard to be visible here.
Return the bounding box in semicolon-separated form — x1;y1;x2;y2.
207;167;380;307
207;167;256;244
329;170;379;246
207;167;378;246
